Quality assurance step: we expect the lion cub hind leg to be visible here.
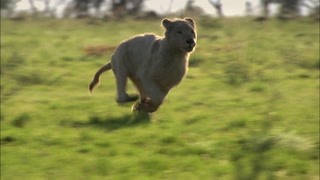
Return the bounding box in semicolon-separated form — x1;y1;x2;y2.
112;63;139;104
114;74;139;103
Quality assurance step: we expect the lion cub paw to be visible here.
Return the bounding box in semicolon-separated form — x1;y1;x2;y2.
131;98;158;113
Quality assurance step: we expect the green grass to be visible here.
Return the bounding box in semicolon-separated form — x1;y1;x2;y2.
1;17;319;179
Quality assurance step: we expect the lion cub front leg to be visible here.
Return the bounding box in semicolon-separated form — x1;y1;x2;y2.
131;83;167;113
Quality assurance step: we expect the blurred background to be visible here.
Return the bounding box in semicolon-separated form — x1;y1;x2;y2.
1;0;319;179
1;0;319;19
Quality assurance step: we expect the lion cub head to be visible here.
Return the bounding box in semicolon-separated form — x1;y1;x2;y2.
162;17;197;53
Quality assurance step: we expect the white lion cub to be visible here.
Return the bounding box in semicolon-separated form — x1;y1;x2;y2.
89;17;197;113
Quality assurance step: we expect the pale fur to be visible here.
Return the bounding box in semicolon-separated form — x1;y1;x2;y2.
89;17;197;113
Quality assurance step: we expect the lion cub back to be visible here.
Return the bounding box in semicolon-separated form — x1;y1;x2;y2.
115;34;160;73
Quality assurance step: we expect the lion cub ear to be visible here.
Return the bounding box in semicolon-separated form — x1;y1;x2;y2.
184;17;195;28
162;18;173;29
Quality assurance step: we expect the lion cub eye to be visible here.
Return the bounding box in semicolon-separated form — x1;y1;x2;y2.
177;31;183;34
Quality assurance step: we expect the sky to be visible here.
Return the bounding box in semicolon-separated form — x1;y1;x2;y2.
144;0;266;16
15;0;282;17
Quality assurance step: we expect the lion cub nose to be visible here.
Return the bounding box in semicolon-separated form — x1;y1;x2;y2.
186;39;195;45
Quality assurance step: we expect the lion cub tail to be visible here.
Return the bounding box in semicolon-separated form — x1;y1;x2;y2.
89;62;112;94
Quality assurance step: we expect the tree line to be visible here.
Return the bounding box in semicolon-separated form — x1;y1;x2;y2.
1;0;319;20
1;0;145;18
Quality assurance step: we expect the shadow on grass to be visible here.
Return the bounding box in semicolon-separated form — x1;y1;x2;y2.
62;113;151;131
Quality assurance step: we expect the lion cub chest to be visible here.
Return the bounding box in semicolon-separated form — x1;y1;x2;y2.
154;56;188;91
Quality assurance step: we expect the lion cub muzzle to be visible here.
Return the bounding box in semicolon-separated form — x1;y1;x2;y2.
185;38;196;52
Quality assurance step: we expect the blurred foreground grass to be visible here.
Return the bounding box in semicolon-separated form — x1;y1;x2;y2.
1;17;319;179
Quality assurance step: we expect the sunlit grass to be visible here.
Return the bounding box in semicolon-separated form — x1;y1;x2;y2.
1;17;319;179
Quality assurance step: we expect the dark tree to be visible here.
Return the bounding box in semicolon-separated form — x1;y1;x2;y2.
74;0;90;14
28;0;38;15
70;0;102;18
110;0;145;17
208;0;224;18
1;0;12;9
111;0;126;17
260;0;302;18
127;0;144;15
0;0;18;17
279;0;301;16
92;0;104;17
245;1;253;16
93;0;104;9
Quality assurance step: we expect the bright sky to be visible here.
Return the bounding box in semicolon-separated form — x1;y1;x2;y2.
145;0;265;16
15;0;281;17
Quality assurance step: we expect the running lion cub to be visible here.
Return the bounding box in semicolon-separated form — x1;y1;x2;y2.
89;17;197;113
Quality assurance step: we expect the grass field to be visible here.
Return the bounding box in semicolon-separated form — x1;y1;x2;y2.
1;17;319;179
